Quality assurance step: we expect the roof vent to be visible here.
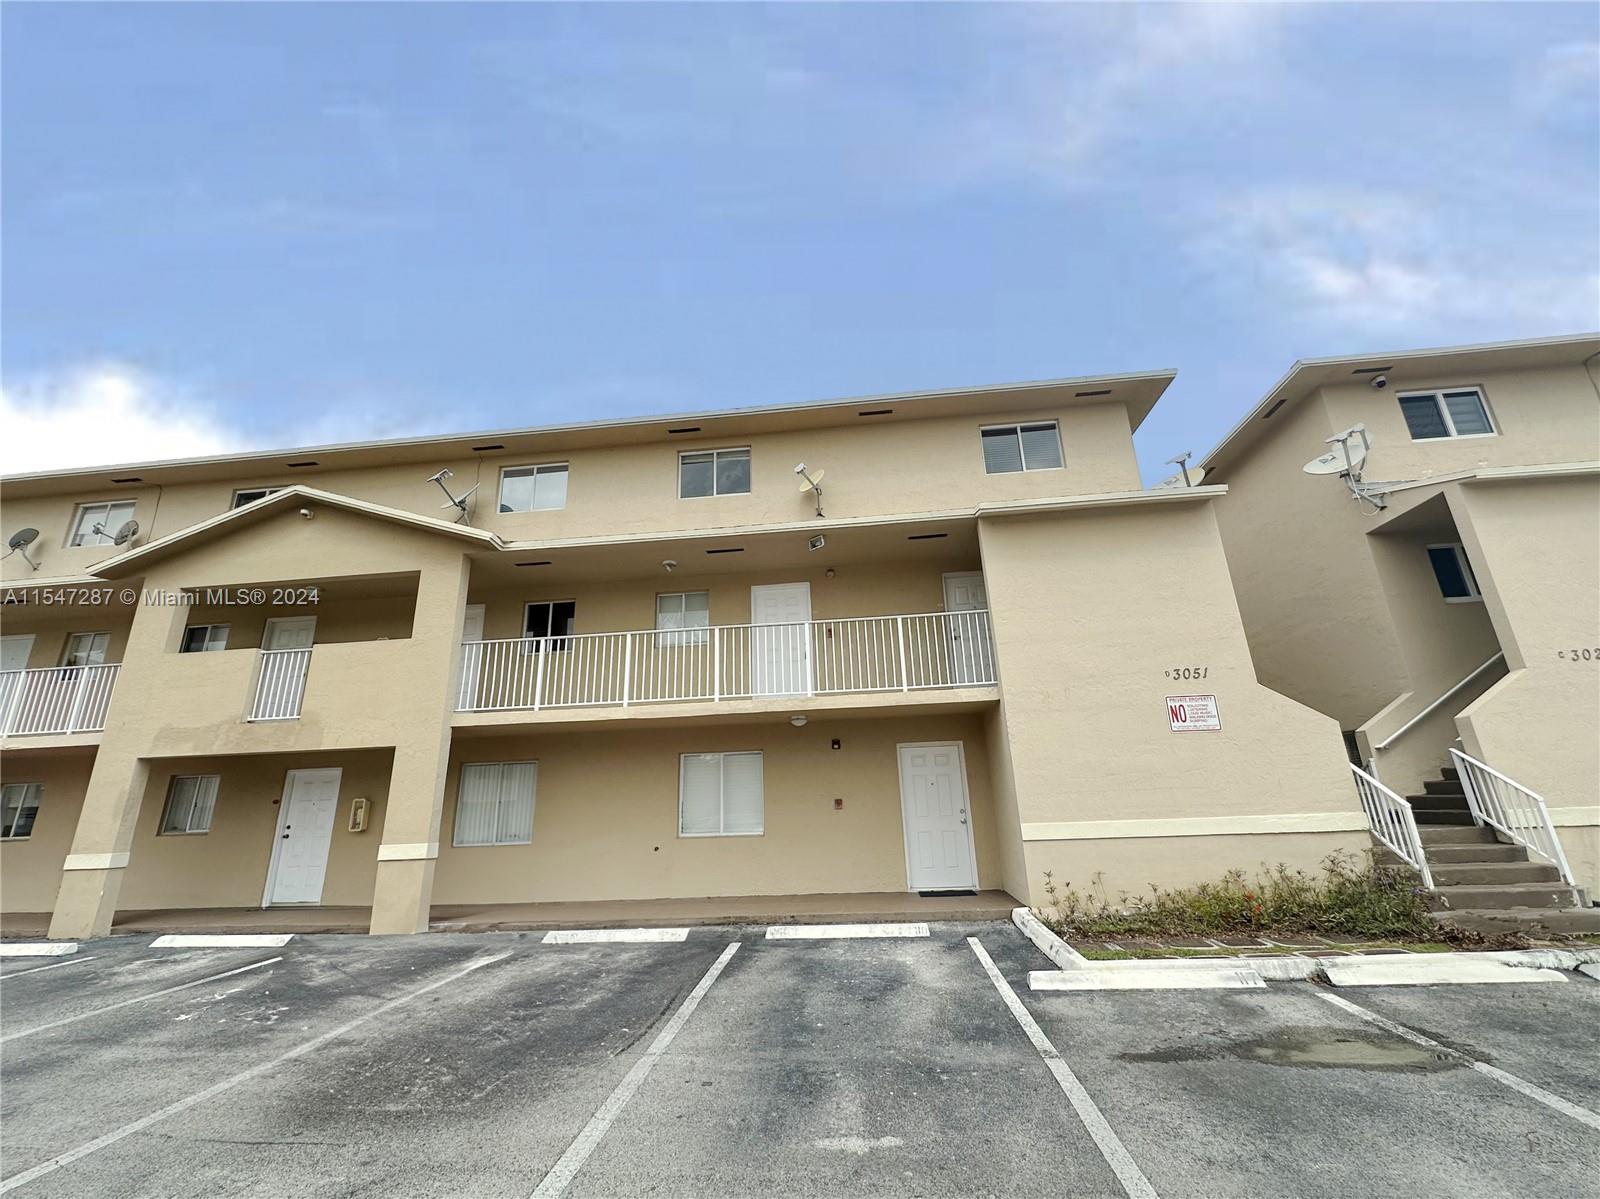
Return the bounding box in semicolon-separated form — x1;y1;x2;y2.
668;426;702;435
1073;389;1112;398
515;560;553;567
286;460;319;468
857;408;894;417
110;476;143;484
907;532;949;541
472;444;505;452
705;546;744;555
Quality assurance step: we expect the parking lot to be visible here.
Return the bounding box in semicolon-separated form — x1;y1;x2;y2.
2;923;1597;1198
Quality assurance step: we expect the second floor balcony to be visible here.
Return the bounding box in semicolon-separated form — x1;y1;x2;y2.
0;663;121;737
456;610;996;715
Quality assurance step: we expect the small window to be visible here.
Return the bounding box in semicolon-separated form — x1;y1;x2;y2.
61;632;110;667
454;762;536;846
1;783;42;839
679;448;751;498
524;600;576;652
1427;543;1482;602
1398;388;1495;441
181;625;230;653
981;423;1063;474
656;591;710;647
679;751;763;837
499;464;569;513
232;487;284;509
160;775;219;835
68;501;136;547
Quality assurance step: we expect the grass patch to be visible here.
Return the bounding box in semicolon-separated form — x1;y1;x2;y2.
1074;946;1232;961
1038;852;1436;943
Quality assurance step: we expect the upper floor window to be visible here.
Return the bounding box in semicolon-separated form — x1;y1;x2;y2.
1;783;42;840
61;632;110;667
1397;388;1495;441
160;775;219;835
232;487;284;508
181;624;230;653
1427;543;1482;603
524;600;576;650
981;423;1063;474
68;501;135;547
680;448;750;498
499;463;569;513
656;591;710;647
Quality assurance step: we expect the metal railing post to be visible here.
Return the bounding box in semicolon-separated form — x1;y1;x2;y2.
533;639;547;711
622;632;633;707
895;616;909;692
713;626;721;702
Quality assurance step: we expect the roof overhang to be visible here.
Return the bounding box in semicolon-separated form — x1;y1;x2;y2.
1199;333;1600;477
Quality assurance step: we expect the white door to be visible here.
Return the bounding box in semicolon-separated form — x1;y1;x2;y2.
458;604;485;710
942;573;990;686
0;635;34;732
749;583;812;696
897;742;977;891
267;768;342;904
263;617;317;650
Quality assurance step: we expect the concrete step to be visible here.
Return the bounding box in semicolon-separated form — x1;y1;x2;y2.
1440;766;1459;782
1424;882;1581;911
1432;906;1600;936
1423;843;1529;864
1322;956;1567;987
1429;861;1562;886
1029;966;1266;991
1414;811;1477;826
1408;794;1471;811
1422;778;1468;796
1419;826;1498;845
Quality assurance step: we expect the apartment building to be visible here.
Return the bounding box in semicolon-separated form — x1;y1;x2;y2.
1;371;1363;938
1201;334;1600;902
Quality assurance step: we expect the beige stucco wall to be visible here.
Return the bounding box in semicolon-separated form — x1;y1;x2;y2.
0;751;93;914
977;499;1366;906
431;713;1004;904
2;402;1141;586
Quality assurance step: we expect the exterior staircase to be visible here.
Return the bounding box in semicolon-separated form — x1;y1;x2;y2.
1401;765;1600;935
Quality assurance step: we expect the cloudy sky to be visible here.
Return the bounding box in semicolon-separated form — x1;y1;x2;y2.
3;3;1596;480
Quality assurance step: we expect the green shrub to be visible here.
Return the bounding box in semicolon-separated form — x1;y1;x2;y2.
1037;851;1433;942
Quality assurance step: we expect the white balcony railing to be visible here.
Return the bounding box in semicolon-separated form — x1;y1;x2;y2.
457;610;996;713
249;648;313;721
1350;762;1433;889
0;664;121;737
1450;748;1575;886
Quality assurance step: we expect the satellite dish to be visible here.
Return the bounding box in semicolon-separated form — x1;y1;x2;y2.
1302;433;1369;476
4;528;41;571
796;468;825;494
112;520;140;547
427;469;478;524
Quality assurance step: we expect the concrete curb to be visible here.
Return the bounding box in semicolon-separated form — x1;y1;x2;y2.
1011;907;1088;969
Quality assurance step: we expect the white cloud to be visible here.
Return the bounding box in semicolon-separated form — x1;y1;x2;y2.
1522;40;1600;112
0;363;244;475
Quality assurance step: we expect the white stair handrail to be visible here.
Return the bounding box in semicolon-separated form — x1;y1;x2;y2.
1349;763;1433;889
1449;749;1574;886
1372;652;1506;753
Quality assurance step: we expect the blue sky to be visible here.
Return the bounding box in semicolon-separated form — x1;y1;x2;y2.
3;3;1596;479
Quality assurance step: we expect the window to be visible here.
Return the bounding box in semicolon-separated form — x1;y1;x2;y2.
160;775;219;835
61;632;110;667
180;625;230;653
981;423;1063;474
1427;543;1482;602
499;464;569;513
679;448;751;498
679;751;763;837
1;783;42;839
1398;388;1495;441
232;487;284;508
68;501;136;547
454;762;536;846
656;591;710;647
524;600;576;651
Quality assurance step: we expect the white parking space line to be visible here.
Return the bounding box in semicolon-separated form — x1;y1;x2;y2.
531;941;741;1199
765;922;930;939
0;943;78;958
149;934;296;948
1;956;101;980
1316;990;1600;1132
968;938;1159;1199
0;951;511;1195
542;928;691;944
0;957;284;1044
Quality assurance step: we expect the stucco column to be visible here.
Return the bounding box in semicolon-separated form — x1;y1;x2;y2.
369;554;470;934
47;590;188;939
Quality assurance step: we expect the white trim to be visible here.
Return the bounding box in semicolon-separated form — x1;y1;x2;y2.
376;841;439;861
1549;806;1600;827
262;767;342;907
896;740;980;892
62;852;130;870
1021;811;1369;841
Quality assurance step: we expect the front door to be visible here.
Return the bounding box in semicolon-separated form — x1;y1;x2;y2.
942;573;990;685
0;635;34;732
750;582;812;696
267;768;341;905
897;742;977;891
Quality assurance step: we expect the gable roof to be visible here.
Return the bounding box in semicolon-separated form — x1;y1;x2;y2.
1200;333;1600;478
89;485;503;578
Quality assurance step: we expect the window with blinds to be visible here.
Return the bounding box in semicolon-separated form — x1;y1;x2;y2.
454;762;537;846
656;591;710;647
679;751;763;837
160;775;219;835
1397;388;1496;440
1;783;42;840
980;422;1063;474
